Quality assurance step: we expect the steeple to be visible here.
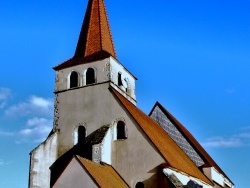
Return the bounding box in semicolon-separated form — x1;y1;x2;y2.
54;0;116;70
74;0;116;58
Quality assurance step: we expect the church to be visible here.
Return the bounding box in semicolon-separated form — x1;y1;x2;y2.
28;0;234;187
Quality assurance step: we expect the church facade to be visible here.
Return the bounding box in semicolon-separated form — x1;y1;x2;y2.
28;0;234;188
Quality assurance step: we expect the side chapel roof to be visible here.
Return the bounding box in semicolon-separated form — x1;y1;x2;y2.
76;156;129;188
54;0;116;70
51;155;129;188
150;101;233;184
110;87;213;186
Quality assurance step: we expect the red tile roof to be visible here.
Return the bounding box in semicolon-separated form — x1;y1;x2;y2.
110;88;213;186
53;50;111;70
76;156;129;188
150;102;233;184
54;0;116;70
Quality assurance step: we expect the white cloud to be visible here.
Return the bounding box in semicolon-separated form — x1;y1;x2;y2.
0;130;14;137
5;95;53;117
202;136;242;148
0;92;54;143
0;87;11;109
238;132;250;139
0;158;12;166
202;127;250;148
19;117;52;143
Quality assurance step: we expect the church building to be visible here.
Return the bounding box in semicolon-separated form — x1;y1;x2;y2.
28;0;234;187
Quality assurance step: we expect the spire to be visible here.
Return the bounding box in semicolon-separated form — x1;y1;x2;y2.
74;0;116;58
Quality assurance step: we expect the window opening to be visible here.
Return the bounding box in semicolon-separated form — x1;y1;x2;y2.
78;126;86;144
118;72;122;86
86;68;95;85
117;121;127;139
70;71;78;88
135;182;144;188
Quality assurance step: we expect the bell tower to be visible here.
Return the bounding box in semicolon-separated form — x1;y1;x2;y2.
53;0;136;103
52;0;137;155
29;1;136;187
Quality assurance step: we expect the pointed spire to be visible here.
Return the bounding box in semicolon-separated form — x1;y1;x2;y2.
74;0;116;58
53;0;117;70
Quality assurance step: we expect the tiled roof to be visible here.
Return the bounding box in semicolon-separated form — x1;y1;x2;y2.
76;156;129;188
53;50;111;70
54;0;116;71
110;88;213;186
150;102;232;184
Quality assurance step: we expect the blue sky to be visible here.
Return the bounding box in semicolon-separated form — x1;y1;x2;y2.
0;0;249;187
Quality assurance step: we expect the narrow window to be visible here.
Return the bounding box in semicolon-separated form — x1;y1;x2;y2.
135;182;144;188
78;126;86;144
117;121;127;139
86;68;95;85
118;72;122;86
70;71;78;88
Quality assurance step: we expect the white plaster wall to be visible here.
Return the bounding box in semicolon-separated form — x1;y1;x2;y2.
54;82;138;156
163;168;212;188
53;158;98;188
109;57;136;100
101;128;112;164
53;79;166;187
29;132;58;188
55;58;110;92
111;115;166;188
203;167;234;188
55;57;136;101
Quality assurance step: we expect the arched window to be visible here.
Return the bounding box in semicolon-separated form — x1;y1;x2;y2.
70;71;79;88
78;126;86;144
135;182;144;188
118;72;122;86
86;68;95;85
117;121;127;139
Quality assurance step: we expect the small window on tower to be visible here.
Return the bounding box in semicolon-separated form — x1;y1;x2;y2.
70;71;79;88
117;121;127;140
118;72;122;86
86;68;96;85
78;126;86;144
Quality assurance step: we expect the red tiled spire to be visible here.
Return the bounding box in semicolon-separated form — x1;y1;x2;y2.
74;0;116;58
53;0;116;70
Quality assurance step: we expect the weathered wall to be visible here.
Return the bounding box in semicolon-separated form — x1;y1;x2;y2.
29;132;58;188
55;57;136;101
111;111;166;187
55;82;130;156
54;78;166;187
52;158;97;188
